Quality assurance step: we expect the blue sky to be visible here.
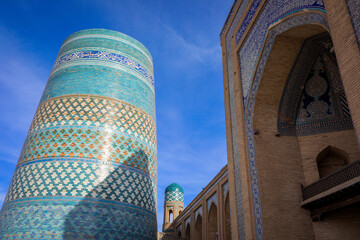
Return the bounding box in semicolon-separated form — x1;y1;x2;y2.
0;0;233;230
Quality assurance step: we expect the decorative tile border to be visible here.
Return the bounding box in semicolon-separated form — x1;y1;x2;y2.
238;0;325;108
220;0;240;38
346;0;360;49
62;29;152;62
60;34;153;66
52;50;154;87
225;1;251;239
235;0;263;44
244;13;329;240
58;32;153;75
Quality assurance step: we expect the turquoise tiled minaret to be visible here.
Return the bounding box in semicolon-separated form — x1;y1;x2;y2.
165;183;184;202
0;29;157;239
163;183;184;231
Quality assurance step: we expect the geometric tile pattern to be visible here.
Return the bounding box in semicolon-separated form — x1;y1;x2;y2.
238;0;325;108
29;95;156;148
0;199;157;239
243;13;329;240
0;29;157;238
5;161;156;212
53;50;154;87
165;183;184;202
19;127;156;178
235;0;263;44
224;2;250;239
220;0;239;38
346;0;360;49
165;191;184;202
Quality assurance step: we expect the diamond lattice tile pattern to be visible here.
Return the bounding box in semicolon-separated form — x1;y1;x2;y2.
165;191;184;202
5;161;156;212
18;127;156;178
29;96;156;148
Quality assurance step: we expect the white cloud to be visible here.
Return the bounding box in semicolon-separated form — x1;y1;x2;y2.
0;192;5;201
0;145;20;164
0;188;6;208
0;28;47;164
163;25;221;67
0;33;47;132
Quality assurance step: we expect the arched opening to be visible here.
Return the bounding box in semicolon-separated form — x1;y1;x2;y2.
252;24;328;239
252;21;360;239
317;146;348;178
177;230;182;237
169;210;173;223
193;215;202;240
185;224;190;240
224;193;231;240
206;203;217;240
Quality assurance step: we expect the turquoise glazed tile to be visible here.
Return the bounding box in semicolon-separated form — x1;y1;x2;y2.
0;29;157;239
165;183;184;202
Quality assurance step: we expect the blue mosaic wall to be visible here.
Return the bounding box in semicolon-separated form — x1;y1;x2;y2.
346;0;360;49
0;29;157;239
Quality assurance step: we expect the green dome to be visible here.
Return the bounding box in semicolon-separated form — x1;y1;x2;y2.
165;183;184;202
165;183;183;193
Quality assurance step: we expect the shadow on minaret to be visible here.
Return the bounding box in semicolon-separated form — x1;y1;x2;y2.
63;150;157;240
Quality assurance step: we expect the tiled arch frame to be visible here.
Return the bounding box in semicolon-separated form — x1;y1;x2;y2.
345;0;360;49
242;12;329;240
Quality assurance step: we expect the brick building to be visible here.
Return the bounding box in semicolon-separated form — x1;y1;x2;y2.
221;0;360;239
162;0;360;239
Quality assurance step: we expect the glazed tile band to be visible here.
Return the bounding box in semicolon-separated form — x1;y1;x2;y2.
51;50;154;88
0;29;157;240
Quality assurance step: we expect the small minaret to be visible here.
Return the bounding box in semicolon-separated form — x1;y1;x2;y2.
163;183;184;232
